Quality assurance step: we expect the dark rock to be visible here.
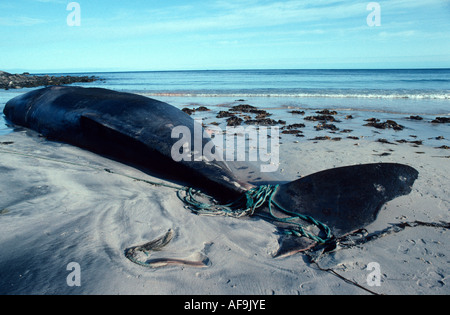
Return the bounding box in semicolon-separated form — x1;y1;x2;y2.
230;104;258;112
182;108;195;115
283;123;306;129
245;118;285;126
282;129;303;135
255;111;272;119
364;120;404;131
216;111;234;118
310;136;331;141
314;123;339;131
387;120;404;130
0;70;98;90
316;109;338;115
396;139;423;145
309;136;341;141
431;117;450;124
346;115;354;119
289;110;305;115
226;116;243;127
218;105;276;125
195;106;210;112
229;104;273;119
304;115;337;122
408;115;423;120
377;138;397;145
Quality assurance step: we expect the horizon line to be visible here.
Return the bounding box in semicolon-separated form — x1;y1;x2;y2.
4;67;450;75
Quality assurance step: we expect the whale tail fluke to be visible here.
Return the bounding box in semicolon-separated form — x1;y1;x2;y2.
269;163;419;257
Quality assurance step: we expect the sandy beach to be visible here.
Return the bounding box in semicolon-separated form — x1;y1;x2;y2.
0;107;448;295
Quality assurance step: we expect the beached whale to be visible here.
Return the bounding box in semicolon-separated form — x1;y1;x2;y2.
3;86;419;260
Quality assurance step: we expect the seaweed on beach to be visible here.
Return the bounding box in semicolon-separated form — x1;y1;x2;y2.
182;108;195;115
304;115;338;122
316;109;338;115
226;116;243;127
314;123;339;131
282;129;303;135
431;117;450;124
289;110;305;115
245;118;286;126
364;120;404;131
282;123;306;129
217;111;235;118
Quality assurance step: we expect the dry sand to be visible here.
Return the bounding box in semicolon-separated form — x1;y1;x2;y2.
0;128;449;295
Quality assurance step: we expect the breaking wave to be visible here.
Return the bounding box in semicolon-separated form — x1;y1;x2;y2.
143;91;450;100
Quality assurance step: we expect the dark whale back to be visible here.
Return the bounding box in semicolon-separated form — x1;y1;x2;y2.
4;86;246;199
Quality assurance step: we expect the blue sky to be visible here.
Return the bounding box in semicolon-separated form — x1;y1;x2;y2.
1;0;449;73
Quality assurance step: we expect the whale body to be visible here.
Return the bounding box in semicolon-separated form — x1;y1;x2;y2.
3;86;419;256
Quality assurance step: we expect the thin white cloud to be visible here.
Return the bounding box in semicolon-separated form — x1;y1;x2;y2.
33;0;66;3
95;0;364;36
378;30;417;39
55;0;445;40
0;16;46;26
10;0;447;46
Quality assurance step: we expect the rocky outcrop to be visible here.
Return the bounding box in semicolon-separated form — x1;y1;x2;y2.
0;71;97;90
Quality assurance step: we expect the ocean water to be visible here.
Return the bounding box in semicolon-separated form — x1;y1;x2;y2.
70;69;450;112
1;69;449;145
